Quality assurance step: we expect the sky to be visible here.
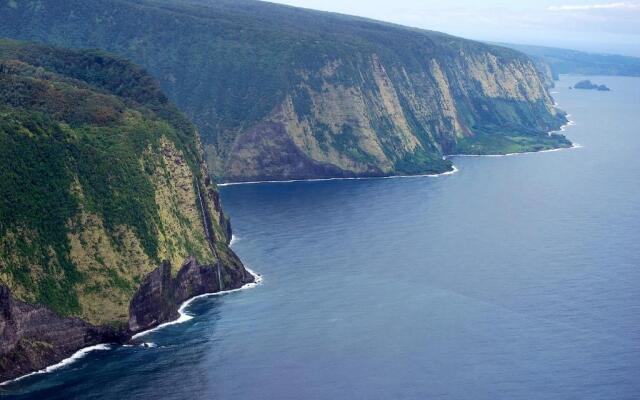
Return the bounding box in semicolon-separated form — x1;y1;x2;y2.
267;0;640;57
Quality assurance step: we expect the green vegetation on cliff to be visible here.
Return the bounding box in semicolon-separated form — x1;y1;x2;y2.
0;39;240;324
453;131;571;155
0;0;568;182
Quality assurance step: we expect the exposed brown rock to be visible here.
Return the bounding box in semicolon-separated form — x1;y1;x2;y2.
1;254;255;383
0;284;124;383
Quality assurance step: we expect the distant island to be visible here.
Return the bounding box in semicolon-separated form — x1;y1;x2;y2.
572;80;611;91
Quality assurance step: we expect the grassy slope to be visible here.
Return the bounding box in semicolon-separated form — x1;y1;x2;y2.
0;39;235;324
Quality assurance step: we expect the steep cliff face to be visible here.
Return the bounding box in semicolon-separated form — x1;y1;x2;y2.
0;40;252;381
0;0;570;182
128;256;252;334
225;49;568;181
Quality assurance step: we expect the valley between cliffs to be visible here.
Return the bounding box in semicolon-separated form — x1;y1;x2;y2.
0;0;571;183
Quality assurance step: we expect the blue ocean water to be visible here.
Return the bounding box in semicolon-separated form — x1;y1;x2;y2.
2;75;640;399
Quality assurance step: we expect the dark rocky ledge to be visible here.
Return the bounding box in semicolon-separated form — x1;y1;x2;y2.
128;255;254;334
0;284;124;383
0;255;254;383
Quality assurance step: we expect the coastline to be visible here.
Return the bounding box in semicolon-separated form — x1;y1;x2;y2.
218;165;459;187
446;116;578;158
218;138;578;188
0;265;263;388
0;344;113;387
555;116;576;133
446;142;582;159
131;266;262;340
218;117;576;187
2;115;576;388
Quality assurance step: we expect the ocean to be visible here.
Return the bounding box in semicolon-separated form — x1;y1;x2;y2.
3;75;639;399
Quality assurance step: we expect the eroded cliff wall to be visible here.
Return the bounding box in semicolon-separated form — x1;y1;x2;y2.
0;0;569;182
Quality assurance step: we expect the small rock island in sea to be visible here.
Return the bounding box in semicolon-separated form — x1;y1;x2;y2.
572;80;611;91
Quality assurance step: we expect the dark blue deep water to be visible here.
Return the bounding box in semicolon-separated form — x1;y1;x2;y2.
3;75;640;399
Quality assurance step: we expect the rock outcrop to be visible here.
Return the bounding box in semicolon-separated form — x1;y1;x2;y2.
129;256;254;334
127;261;178;334
0;284;124;382
1;255;254;383
573;80;611;91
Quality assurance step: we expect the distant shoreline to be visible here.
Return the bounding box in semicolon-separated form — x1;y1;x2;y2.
218;166;459;187
446;142;581;158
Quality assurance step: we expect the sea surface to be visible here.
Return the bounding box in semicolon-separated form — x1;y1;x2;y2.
3;75;640;399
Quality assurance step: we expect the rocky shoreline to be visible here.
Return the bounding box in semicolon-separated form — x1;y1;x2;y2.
0;255;255;384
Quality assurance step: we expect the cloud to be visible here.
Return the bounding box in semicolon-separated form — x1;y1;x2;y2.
547;2;640;11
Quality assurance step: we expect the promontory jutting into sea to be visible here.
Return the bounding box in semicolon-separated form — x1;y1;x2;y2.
0;0;639;399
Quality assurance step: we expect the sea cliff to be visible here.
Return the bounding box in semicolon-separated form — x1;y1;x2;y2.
0;0;570;182
1;256;254;382
0;39;252;382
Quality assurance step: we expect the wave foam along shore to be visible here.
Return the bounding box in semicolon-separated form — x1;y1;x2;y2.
1;267;263;387
217;118;577;188
544;117;575;136
558;119;576;132
447;142;583;159
131;267;263;340
229;235;240;247
0;115;574;388
0;344;112;387
218;165;459;187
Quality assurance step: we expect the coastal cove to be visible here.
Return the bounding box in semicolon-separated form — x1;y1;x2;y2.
2;75;639;399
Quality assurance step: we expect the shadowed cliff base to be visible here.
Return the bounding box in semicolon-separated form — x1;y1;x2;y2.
0;256;255;384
